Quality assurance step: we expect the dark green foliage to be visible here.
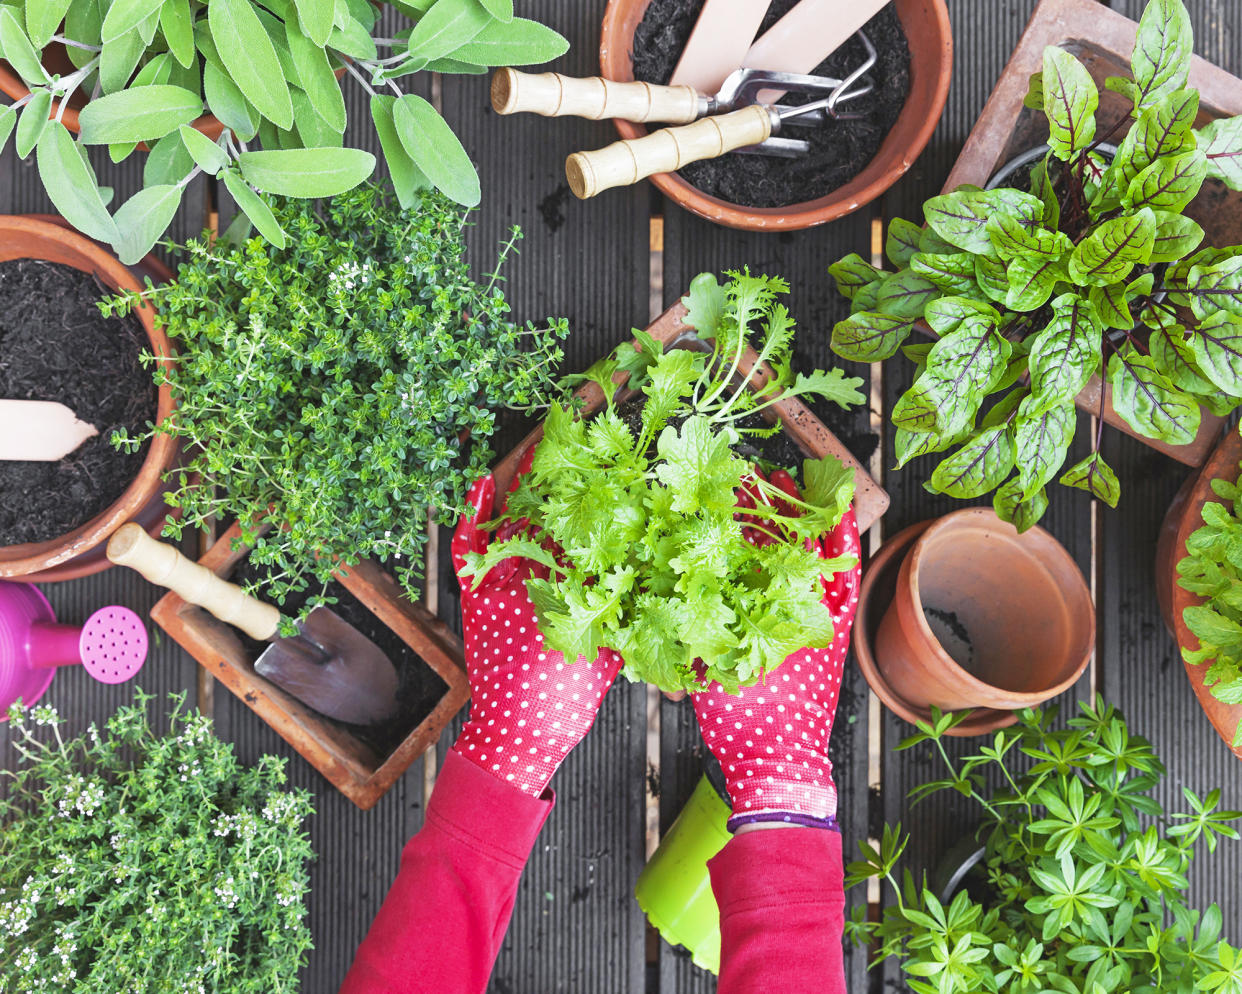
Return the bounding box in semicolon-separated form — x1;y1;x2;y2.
108;184;567;607
463;271;862;693
830;0;1242;529
846;698;1242;994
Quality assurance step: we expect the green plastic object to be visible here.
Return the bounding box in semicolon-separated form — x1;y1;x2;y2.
635;772;732;973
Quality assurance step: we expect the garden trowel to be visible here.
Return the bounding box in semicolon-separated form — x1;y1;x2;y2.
0;399;98;461
106;523;400;725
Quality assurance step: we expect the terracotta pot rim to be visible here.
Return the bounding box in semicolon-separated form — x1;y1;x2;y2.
898;508;1095;703
598;0;954;231
853;519;1019;736
0;215;177;576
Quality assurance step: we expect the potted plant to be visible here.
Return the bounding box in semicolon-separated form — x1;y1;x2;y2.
830;0;1242;531
107;182;568;607
0;214;177;581
0;692;315;990
0;0;570;261
464;270;886;693
846;698;1242;994
597;0;952;231
1163;424;1242;758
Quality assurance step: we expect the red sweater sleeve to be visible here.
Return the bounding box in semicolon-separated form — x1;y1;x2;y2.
339;750;553;994
709;829;847;994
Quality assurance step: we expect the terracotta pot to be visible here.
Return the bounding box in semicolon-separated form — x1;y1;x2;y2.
597;0;952;231
149;521;471;809
938;0;1242;468
863;509;1093;728
1156;429;1242;760
0;47;226;143
0;215;178;579
491;298;890;530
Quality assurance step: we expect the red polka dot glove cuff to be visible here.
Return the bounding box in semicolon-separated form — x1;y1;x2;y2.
692;475;861;831
450;469;623;798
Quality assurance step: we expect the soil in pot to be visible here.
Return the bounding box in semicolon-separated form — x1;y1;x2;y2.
922;606;976;674
0;259;153;546
231;558;449;759
631;0;911;209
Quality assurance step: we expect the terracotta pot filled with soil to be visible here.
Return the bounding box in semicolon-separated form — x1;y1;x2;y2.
598;0;951;231
149;520;471;809
855;509;1093;734
936;0;1242;468
0;216;176;579
1155;430;1242;760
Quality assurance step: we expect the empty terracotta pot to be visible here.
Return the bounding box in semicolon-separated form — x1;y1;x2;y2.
598;0;953;231
0;215;177;580
873;509;1094;715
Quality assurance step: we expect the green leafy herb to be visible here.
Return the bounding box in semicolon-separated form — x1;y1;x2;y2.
829;0;1242;529
105;184;567;605
0;0;569;260
1;692;315;992
845;697;1242;994
462;271;861;693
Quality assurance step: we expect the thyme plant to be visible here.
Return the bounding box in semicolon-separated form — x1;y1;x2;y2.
0;692;314;993
108;183;567;605
831;0;1242;530
847;699;1242;994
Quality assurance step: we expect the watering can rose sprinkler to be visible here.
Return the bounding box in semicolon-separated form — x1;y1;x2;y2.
0;580;148;716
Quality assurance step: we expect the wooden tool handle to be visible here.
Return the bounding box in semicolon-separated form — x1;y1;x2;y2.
491;68;702;124
107;523;281;641
566;105;773;199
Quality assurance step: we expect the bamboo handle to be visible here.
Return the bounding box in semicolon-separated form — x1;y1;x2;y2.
491;68;702;124
566;105;773;199
106;523;281;641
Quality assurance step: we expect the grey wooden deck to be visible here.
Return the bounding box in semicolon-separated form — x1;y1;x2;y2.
2;1;1240;991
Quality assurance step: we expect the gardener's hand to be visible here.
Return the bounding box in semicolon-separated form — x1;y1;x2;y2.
692;469;861;832
450;452;623;797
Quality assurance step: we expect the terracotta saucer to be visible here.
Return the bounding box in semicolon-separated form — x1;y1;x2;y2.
853;520;1018;736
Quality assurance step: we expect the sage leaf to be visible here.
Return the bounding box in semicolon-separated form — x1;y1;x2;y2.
1185;314;1242;397
144;130;194;186
237;147;375;197
1131;0;1192;110
392;93;480;206
0;104;16;154
65;0;102;69
479;0;513;20
14;88;51;159
1107;347;1200;444
1149;210;1204;262
1068;208;1156;285
1042;45;1098;160
326;12;377;60
1123;149;1207;212
35;124;119;244
179;125;228;176
78;84;203;143
221;170;286;247
285;19;346;133
930;427;1016;499
1014;397;1076;498
370;94;429;209
101;0;164;43
830;310;914;362
1027;296;1102;409
113;184;183;264
828;253;883;300
0;8;48;85
924;188;1044;254
1198;115;1242;189
875;271;938;320
994;478;1049;532
406;0;491;63
293;0;335;46
203;58;259;141
25;0;73;49
208;0;294;129
160;0;196;67
1059;451;1120;507
100;26;146;93
451;16;570;66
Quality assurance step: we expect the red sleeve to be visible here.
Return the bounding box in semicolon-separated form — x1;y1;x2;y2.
708;828;847;994
339;750;553;994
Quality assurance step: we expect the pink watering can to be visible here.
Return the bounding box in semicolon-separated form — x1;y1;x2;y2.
0;580;148;717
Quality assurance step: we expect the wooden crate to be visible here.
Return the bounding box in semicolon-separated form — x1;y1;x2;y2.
150;521;470;809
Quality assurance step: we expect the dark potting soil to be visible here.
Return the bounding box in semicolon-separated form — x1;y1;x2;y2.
231;558;448;760
923;606;976;673
632;0;911;208
0;259;153;545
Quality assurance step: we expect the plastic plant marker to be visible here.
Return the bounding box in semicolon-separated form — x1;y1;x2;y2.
0;399;98;461
669;0;773;93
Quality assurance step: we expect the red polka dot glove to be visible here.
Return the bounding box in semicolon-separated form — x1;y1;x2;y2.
692;469;861;833
450;461;624;798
